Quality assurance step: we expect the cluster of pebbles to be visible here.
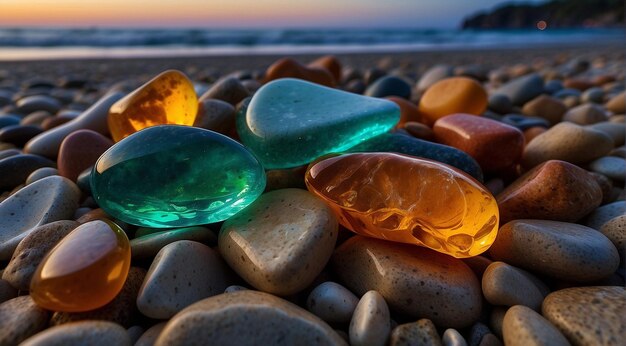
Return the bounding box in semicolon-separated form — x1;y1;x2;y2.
0;47;624;346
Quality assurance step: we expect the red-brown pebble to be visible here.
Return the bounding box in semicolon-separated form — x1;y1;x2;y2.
523;126;547;144
433;113;524;173
497;160;602;224
308;55;342;83
57;130;113;181
263;58;336;87
386;96;423;127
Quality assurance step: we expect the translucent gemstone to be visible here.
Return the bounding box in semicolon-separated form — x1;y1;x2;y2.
108;70;198;142
305;152;499;258
91;125;266;227
237;78;400;169
30;220;130;312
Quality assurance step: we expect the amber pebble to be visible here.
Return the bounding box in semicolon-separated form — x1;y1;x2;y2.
305;152;499;258
386;96;423;127
563;78;594;91
309;55;342;82
30;220;131;312
418;77;488;124
263;58;336;87
108;70;198;142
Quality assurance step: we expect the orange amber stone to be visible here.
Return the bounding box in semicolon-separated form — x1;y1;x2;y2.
30;220;131;312
108;70;198;142
418;77;487;125
305;153;499;258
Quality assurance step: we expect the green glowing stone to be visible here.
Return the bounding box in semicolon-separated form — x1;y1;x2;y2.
237;78;400;169
91;125;266;227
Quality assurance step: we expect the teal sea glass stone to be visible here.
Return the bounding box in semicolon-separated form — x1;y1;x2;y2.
237;78;400;169
91;125;266;228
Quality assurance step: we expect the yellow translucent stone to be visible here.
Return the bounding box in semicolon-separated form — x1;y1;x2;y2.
108;70;198;142
30;220;131;312
305;152;499;258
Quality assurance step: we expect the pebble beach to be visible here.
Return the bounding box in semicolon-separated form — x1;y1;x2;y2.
0;41;624;346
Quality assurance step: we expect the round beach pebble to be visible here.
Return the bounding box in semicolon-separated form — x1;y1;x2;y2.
418;77;487;124
21;321;131;346
502;305;569;346
542;286;625;345
521;94;566;125
349;290;391;346
0;124;44;147
155;290;346;346
306;281;359;324
50;267;146;327
365;75;412;99
0;176;81;260
16;95;62;114
0;279;17;304
193;99;235;135
309;55;342;82
522;122;613;168
0;296;49;345
130;226;216;259
497;160;602;224
219;188;338;295
387;96;423;127
263;57;336;87
0;153;55;191
494;73;544;106
433;113;524;172
199;76;250;106
25;166;58;185
2;220;78;291
600;215;626;264
605;90;625;114
135;322;167;346
562;103;608;125
403;121;434;141
390;319;442;346
490;220;619;282
442;328;467;346
584;200;625;230
416;64;453;92
137;240;233;319
587;121;626;147
487;93;513;114
57;129;113;181
482;262;546;311
589;156;626;182
333;236;482;328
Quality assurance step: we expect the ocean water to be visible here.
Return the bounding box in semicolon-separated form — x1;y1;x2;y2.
0;27;623;60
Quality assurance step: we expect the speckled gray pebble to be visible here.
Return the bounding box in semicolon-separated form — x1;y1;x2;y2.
155;290;347;346
194;99;235;134
600;215;626;264
542;286;625;346
333;236;482;328
0;296;49;345
137;240;233;319
25;166;58;185
443;329;467;346
219;188;338;295
199;76;250;106
482;262;546;311
585;200;625;230
20;321;132;346
0;175;81;260
563;103;608;125
130;226;217;259
390;319;442;346
307;281;359;324
502;305;569;346
490;220;619;282
0;153;56;190
2;220;78;290
350;290;391;346
587;122;626;146
494;73;544;105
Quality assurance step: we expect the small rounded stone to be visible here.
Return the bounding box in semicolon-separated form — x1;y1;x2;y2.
135;322;167;346
155;290;346;345
442;328;467;346
563;103;608;125
30;220;131;312
542;286;625;345
350;291;391;346
306;281;359;324
0;296;49;345
309;55;342;82
490;220;619;282
219;189;338;295
263;57;336;87
199;76;250;106
20;321;132;346
589;156;626;182
130;226;216;259
390;319;442;346
57;129;113;181
418;77;487;124
502;305;569;346
482;262;546;311
25;167;58;185
521;95;566;125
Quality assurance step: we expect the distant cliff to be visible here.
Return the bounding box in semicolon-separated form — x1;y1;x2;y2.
462;0;624;29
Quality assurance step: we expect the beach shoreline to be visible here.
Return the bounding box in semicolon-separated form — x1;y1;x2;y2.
0;41;623;85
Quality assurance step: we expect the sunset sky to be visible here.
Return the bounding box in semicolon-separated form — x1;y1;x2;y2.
0;0;546;28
